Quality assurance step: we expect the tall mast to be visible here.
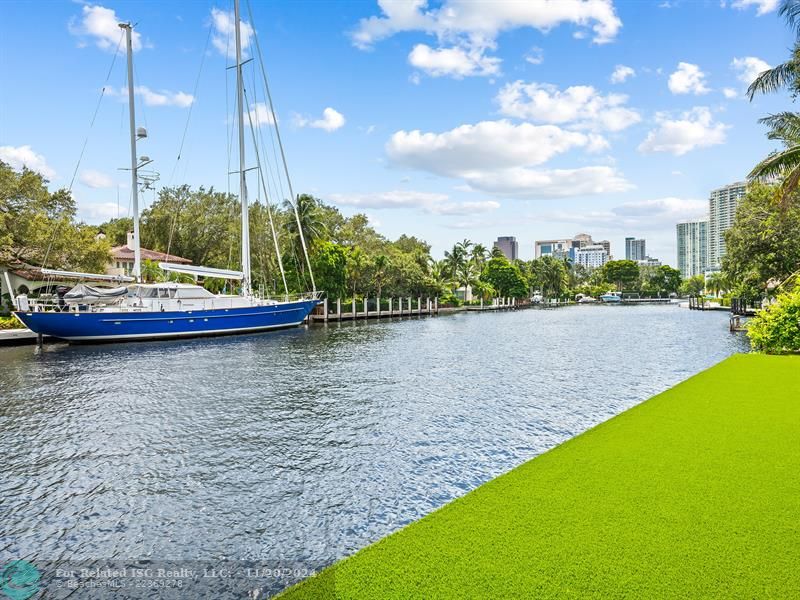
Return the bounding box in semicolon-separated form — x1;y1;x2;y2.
234;0;251;295
119;22;141;282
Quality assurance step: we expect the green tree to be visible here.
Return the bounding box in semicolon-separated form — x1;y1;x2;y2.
722;183;800;296
530;256;568;299
747;1;800;203
371;254;390;298
601;260;640;291
311;241;348;299
481;256;528;298
0;161;110;272
681;275;705;296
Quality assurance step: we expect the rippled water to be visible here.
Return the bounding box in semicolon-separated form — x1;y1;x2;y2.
0;305;748;595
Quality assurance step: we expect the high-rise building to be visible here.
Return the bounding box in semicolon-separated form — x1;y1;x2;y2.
676;218;708;278
625;237;646;261
708;181;747;269
494;236;519;261
536;233;609;261
534;239;571;259
574;244;609;269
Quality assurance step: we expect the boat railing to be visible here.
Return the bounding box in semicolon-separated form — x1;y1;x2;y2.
259;291;323;303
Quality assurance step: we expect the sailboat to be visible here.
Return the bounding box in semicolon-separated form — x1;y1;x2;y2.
12;1;321;342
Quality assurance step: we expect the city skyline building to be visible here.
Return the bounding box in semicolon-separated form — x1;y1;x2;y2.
493;236;519;261
574;244;610;269
625;237;646;261
708;181;747;269
676;218;709;279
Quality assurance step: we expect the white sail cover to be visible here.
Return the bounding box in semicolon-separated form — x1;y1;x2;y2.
64;284;128;305
159;262;244;280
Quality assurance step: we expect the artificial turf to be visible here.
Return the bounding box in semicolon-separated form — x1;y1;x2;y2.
280;354;800;599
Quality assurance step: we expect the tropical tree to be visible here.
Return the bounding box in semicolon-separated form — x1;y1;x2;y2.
705;272;727;297
530;256;568;299
747;0;800;203
481;256;528;298
681;275;705;297
470;243;488;273
284;194;327;282
601;260;640;291
371;254;390;298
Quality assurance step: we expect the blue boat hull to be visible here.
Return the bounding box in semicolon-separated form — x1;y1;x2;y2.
13;300;319;343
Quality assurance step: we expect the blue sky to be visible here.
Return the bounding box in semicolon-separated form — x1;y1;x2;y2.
0;0;791;264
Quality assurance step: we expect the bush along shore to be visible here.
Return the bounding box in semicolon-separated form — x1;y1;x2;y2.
280;354;800;599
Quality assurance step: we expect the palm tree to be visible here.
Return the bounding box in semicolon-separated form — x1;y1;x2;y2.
706;272;727;297
284;194;327;278
531;256;568;300
470;243;487;273
429;259;455;294
372;254;390;298
747;1;800;203
443;243;467;288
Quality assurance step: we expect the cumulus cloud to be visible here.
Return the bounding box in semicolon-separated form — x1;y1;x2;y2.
496;81;641;132
638;107;728;156
210;7;254;59
610;64;635;83
668;62;710;95
329;190;499;215
730;0;778;15
408;43;500;78
294;107;345;132
722;87;739;99
386;120;631;198
79;201;124;223
69;4;141;52
109;86;194;108
247;102;276;127
351;0;621;79
0;145;56;179
79;170;114;189
731;56;771;86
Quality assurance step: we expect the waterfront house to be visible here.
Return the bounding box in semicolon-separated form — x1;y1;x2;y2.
108;232;191;277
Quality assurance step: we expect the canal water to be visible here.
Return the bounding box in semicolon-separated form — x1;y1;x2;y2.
0;305;748;595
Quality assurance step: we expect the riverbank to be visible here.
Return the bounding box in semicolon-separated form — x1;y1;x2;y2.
281;353;799;598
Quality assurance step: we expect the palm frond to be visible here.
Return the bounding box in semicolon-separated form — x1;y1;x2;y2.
747;61;797;100
760;111;800;144
748;144;800;181
780;0;800;37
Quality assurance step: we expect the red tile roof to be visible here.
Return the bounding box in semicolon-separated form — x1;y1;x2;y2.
110;245;192;264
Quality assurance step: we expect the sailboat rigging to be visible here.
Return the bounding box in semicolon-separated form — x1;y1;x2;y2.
12;0;321;342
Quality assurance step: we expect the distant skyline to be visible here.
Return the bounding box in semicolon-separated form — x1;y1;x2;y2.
0;0;790;266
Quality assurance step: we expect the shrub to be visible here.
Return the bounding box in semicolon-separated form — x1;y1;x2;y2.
0;315;21;330
747;289;800;354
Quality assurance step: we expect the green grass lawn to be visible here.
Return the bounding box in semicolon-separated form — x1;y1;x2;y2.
280;354;800;599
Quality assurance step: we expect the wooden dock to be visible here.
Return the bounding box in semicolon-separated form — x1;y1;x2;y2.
307;296;522;323
0;329;53;346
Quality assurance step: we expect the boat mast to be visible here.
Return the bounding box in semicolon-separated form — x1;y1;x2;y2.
119;22;141;282
234;0;251;296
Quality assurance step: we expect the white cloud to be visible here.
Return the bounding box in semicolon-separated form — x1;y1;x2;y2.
69;4;141;52
329;190;499;215
612;197;707;219
524;46;544;65
108;86;193;108
638;107;728;156
210;7;254;59
386;120;631;198
294;107;346;132
0;145;56;179
731;56;771;85
408;43;500;78
668;62;710;95
496;81;641;132
351;0;621;79
722;87;739;99
247;102;276;127
79;170;114;189
610;64;635;83
730;0;778;15
79;201;123;223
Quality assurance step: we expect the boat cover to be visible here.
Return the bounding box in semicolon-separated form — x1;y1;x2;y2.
64;284;129;304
